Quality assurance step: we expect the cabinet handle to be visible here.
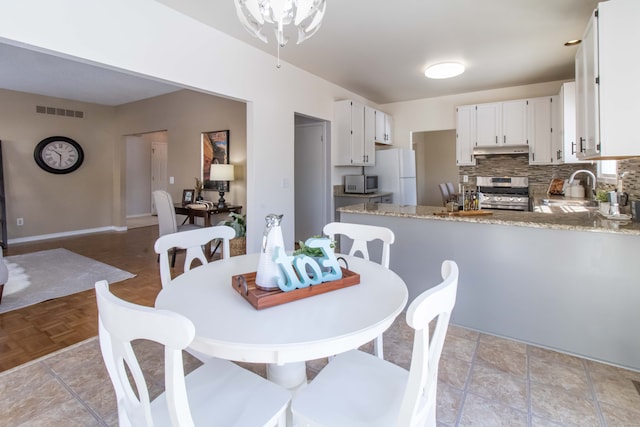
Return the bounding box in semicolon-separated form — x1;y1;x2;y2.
503;135;506;144
571;141;576;155
579;137;585;153
495;136;498;144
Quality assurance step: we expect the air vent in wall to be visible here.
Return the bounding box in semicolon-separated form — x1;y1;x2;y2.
35;105;84;119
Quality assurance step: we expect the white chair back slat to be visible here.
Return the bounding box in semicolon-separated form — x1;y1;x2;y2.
322;222;395;269
154;226;236;288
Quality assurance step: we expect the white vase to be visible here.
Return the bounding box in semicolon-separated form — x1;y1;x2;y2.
255;214;285;290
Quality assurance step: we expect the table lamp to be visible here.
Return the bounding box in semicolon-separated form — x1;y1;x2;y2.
210;164;235;209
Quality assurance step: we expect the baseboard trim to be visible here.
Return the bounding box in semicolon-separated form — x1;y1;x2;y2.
126;213;154;219
8;226;128;244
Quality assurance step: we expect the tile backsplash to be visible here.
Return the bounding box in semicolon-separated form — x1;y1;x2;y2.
458;154;640;201
458;154;596;187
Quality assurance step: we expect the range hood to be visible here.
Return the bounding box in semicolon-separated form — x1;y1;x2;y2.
473;145;529;157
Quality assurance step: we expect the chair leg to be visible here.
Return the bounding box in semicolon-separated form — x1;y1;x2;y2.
171;248;177;268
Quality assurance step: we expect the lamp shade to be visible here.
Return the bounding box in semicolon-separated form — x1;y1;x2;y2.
210;164;235;181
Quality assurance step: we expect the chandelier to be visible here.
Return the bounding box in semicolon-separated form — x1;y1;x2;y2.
234;0;327;67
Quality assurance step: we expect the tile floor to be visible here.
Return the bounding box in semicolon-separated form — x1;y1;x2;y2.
2;314;639;426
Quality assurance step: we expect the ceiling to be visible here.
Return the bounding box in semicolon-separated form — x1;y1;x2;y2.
0;0;601;106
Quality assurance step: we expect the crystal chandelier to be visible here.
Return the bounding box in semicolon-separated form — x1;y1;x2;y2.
234;0;327;67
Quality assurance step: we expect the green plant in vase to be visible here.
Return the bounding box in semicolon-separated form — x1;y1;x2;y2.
595;190;608;202
293;235;335;257
217;213;246;256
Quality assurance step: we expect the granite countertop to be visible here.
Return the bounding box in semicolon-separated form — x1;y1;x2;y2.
334;191;393;198
337;203;640;236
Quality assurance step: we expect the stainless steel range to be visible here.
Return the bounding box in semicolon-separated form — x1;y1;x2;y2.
477;176;530;211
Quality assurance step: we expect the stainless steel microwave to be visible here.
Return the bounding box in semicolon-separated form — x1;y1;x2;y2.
344;175;378;194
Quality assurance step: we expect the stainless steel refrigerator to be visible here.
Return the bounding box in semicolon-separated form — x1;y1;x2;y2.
367;148;417;205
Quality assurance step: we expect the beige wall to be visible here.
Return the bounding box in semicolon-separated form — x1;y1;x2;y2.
116;90;247;227
413;130;458;206
0;89;117;239
0;88;246;241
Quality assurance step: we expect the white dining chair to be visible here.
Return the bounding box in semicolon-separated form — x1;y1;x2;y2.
95;280;290;427
438;183;450;207
446;182;458;200
291;260;459;427
154;226;236;289
152;190;202;267
323;222;395;269
323;221;395;359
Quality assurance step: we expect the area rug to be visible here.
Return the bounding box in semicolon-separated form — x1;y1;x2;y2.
0;248;136;314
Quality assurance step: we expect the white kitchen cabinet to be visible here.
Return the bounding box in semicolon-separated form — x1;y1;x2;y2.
364;106;376;153
528;96;554;165
558;81;588;164
474;100;528;147
475;103;501;147
501;99;528;146
335;100;374;166
575;0;640;159
455;105;476;166
374;110;392;145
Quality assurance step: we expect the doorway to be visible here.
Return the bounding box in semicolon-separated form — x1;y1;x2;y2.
413;130;458;206
125;131;168;228
294;114;331;242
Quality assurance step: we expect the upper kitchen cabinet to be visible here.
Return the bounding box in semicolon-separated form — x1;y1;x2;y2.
456;105;476;166
335;100;374;166
558;82;589;164
501;100;528;146
475;100;528;147
475;103;500;147
575;0;640;159
374;109;392;145
528;96;556;165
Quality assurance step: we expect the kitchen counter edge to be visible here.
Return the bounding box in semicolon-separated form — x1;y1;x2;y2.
337;203;640;236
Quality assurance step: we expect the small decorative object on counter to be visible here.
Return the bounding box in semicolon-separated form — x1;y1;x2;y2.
255;213;285;290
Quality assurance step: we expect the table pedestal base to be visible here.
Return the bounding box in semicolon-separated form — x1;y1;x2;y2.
267;362;307;391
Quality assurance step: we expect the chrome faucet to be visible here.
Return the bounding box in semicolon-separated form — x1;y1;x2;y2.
568;169;597;199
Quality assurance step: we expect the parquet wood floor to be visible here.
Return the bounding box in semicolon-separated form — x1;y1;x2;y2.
0;226;180;372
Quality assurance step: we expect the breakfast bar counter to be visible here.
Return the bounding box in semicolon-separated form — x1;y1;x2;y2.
337;203;640;235
337;203;640;372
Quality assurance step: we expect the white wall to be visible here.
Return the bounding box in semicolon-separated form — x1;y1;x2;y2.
0;0;371;251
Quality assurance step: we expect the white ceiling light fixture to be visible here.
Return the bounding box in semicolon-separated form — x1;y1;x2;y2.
234;0;327;68
424;62;466;79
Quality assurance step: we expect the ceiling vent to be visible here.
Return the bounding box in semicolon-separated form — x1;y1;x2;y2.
35;105;84;119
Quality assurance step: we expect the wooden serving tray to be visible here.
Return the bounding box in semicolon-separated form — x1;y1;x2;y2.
434;210;493;217
231;268;360;310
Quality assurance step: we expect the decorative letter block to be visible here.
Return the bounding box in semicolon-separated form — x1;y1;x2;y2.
273;237;343;292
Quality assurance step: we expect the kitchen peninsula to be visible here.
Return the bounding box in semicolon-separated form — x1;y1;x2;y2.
338;203;640;371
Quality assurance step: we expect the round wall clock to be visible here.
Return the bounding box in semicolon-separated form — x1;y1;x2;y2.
34;136;84;174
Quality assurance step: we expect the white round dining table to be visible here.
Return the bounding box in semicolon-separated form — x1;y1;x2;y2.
155;253;408;391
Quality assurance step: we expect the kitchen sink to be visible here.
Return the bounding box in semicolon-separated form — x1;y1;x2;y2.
539;198;598;208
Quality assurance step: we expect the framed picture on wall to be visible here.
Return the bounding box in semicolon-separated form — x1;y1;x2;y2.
202;130;230;190
182;189;195;205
